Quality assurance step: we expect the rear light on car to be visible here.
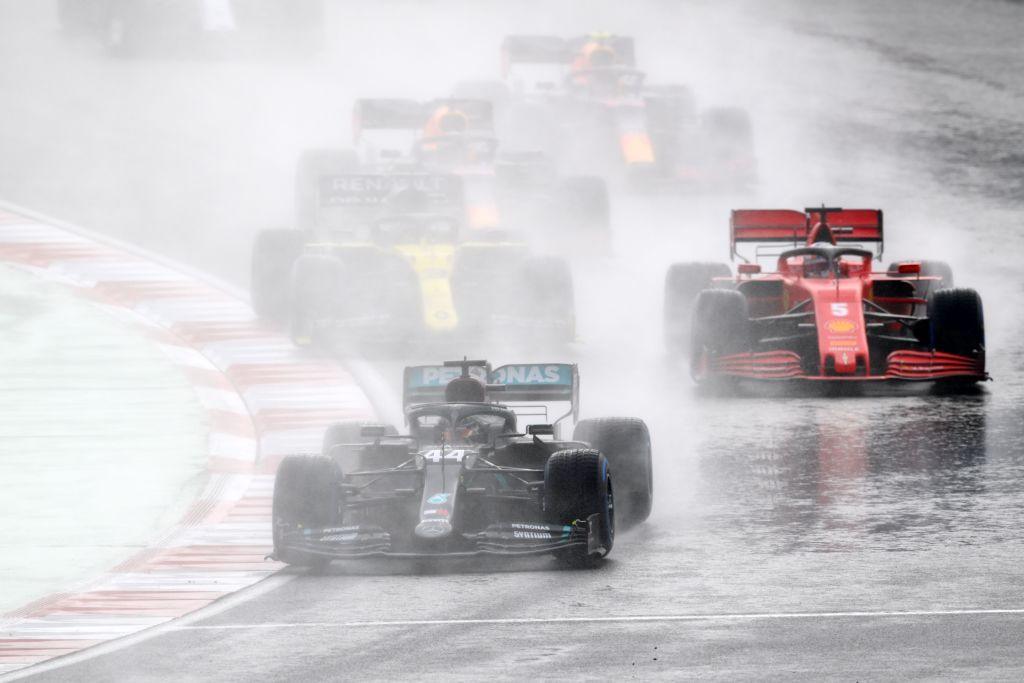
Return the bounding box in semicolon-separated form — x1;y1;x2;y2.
897;262;921;275
738;263;761;275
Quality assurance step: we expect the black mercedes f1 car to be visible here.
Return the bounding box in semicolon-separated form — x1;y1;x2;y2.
271;360;653;568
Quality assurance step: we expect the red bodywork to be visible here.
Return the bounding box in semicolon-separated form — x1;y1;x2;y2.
694;208;986;383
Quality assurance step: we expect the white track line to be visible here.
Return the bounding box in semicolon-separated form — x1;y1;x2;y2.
173;607;1024;630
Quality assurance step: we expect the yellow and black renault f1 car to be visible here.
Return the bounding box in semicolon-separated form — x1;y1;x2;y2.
251;173;575;350
271;359;653;568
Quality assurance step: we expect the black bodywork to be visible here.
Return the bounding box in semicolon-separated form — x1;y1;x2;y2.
274;402;609;559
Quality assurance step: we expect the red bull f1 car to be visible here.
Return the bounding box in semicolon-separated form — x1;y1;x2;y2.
455;33;756;191
271;360;653;568
664;207;987;385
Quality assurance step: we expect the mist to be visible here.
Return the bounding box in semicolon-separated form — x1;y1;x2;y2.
1;0;1023;678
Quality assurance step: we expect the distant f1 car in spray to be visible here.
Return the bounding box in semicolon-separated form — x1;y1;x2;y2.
271;360;653;568
664;207;987;385
251;172;576;351
58;0;324;56
455;33;756;191
295;96;611;249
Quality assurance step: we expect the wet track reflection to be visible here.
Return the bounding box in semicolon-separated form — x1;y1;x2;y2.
694;393;994;555
4;0;1024;678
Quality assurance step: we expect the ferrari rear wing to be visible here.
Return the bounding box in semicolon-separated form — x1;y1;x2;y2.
730;207;884;260
403;361;580;422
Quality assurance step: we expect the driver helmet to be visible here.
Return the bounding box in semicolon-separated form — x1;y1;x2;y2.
445;376;486;403
807;221;837;246
424;106;469;138
802;254;831;278
572;42;616;72
457;414;494;444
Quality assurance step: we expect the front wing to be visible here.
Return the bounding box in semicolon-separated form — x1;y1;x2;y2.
272;515;606;560
700;350;987;382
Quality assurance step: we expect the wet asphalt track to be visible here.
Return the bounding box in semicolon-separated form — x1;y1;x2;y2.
2;0;1024;679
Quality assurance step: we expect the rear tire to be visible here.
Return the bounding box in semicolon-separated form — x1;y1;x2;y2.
664;262;731;354
573;418;652;527
690;289;750;380
251;229;305;322
272;455;343;568
929;288;984;357
544;449;614;567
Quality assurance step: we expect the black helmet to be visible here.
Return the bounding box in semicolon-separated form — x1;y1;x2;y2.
445;376;486;402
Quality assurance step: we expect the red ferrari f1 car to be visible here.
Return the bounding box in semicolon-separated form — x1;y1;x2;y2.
664;207;987;385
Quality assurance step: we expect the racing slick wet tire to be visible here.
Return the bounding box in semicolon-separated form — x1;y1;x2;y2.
543;449;614;567
251;229;305;323
664;262;732;353
322;421;399;457
573;418;652;528
295;148;359;232
272;455;343;569
521;256;576;343
928;288;985;358
690;288;751;380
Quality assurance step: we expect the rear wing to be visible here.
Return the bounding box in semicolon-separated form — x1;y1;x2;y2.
403;362;491;406
318;173;463;209
730;207;884;260
403;362;580;422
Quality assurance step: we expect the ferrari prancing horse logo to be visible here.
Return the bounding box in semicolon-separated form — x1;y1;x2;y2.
826;319;857;334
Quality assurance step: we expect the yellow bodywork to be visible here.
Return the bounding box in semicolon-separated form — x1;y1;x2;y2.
393;243;458;332
306;238;526;334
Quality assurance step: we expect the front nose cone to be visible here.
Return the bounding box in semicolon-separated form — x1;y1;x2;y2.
415;519;453;539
